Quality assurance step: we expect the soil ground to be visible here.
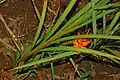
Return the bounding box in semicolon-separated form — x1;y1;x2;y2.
0;0;120;80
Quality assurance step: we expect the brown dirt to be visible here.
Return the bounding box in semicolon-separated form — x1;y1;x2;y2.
0;0;120;80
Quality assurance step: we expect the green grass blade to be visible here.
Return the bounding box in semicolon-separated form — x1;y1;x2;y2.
92;0;97;45
17;0;48;62
37;7;60;45
7;48;16;67
100;45;120;49
53;34;120;44
95;0;109;5
14;46;120;69
33;54;41;61
78;68;92;80
106;11;120;33
15;50;21;60
103;10;106;34
17;1;119;62
69;58;81;77
16;70;33;80
94;2;120;9
100;47;120;64
100;46;120;57
48;8;96;42
19;33;120;62
66;9;118;34
50;62;55;80
109;58;120;64
31;0;48;49
54;0;100;35
65;0;109;31
49;54;55;80
40;46;120;60
51;0;109;39
32;0;41;20
41;46;120;60
45;7;60;35
14;51;76;69
43;0;77;41
35;30;45;45
110;22;120;35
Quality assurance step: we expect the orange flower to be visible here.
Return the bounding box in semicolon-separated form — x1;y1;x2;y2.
73;29;92;48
